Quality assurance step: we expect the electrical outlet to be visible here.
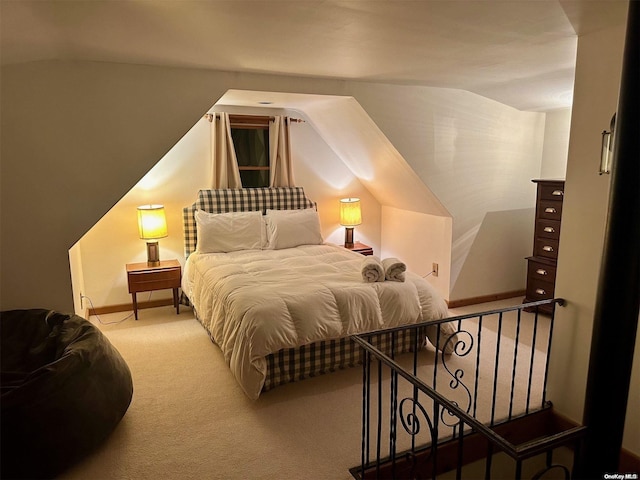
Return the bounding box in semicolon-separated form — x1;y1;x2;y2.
432;263;439;277
80;293;84;309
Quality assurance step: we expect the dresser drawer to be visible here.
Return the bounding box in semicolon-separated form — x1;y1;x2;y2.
526;276;555;301
534;238;560;259
538;200;563;221
527;259;557;282
535;219;561;240
538;182;565;201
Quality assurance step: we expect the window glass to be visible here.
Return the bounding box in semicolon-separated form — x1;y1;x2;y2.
232;128;269;167
230;115;270;187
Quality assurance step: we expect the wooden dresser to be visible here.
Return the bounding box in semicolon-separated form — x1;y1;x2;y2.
524;179;565;314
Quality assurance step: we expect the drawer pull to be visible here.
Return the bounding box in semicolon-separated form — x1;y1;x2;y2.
552;190;564;196
543;245;554;252
544;226;555;233
536;269;548;275
536;288;547;295
545;207;557;214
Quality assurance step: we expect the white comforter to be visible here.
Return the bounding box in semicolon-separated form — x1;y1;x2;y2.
182;244;449;399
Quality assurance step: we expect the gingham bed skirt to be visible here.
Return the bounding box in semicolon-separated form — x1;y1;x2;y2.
263;328;424;392
194;310;424;395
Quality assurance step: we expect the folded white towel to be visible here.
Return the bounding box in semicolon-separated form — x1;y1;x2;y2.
382;257;406;282
361;256;384;283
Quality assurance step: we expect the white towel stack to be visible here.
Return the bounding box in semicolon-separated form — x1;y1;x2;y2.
382;257;406;282
361;256;384;283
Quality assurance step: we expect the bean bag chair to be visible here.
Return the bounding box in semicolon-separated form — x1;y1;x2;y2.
1;309;133;479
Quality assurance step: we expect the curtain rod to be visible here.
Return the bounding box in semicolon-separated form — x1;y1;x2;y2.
204;113;305;123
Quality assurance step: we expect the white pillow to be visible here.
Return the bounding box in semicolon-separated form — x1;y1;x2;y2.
264;208;323;249
195;210;264;253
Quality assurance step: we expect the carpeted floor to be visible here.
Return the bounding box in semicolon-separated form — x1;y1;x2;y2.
60;298;551;480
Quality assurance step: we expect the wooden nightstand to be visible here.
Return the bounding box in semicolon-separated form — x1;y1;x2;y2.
343;241;374;256
126;259;182;320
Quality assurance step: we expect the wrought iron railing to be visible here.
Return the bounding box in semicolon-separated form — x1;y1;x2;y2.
350;298;586;480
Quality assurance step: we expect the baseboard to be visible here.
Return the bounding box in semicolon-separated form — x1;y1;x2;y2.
447;290;525;309
88;298;174;316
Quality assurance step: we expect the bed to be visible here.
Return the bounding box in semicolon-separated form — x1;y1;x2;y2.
182;187;453;399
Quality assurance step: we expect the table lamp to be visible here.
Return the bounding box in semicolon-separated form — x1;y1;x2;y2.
340;197;362;248
137;205;168;266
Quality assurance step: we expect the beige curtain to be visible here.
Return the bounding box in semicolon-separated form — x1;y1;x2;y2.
211;113;242;188
269;116;295;187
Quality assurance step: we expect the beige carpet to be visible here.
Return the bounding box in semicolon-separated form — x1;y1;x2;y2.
60;299;551;480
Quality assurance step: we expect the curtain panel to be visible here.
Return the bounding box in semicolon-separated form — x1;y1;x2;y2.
211;113;242;189
269;116;295;187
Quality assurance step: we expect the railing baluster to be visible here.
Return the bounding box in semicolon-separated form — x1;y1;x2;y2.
509;308;522;420
484;442;494;479
473;314;483;418
432;402;440;479
526;307;540;413
456;418;465;480
376;358;382;479
390;371;398;476
542;306;557;406
389;331;397;477
361;347;370;478
434;323;441;392
490;312;504;426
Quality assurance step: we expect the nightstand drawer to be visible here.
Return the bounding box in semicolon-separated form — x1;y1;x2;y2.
128;268;181;293
343;241;373;256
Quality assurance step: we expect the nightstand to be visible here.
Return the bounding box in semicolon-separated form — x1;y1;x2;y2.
126;259;182;320
343;241;374;256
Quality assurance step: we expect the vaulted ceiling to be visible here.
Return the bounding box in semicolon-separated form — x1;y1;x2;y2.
0;1;628;112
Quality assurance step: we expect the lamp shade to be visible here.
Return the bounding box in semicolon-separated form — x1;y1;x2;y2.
340;198;362;227
137;205;168;240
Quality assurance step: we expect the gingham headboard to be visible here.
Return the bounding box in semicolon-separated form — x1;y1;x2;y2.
183;187;315;259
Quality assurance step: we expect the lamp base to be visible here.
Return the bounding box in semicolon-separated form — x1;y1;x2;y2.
344;227;355;249
146;241;160;267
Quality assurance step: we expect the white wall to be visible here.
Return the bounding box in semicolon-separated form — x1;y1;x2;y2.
349;83;547;301
547;20;639;456
381;207;452;300
540;107;572;179
449;208;535;300
68;243;86;317
288;113;382;250
77;118;213;307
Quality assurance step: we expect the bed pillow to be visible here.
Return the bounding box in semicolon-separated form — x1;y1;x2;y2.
195;210;264;253
264;208;323;249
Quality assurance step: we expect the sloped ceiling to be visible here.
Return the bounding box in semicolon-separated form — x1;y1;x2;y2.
0;1;629;112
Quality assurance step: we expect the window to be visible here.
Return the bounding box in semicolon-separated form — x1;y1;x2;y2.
229;115;270;187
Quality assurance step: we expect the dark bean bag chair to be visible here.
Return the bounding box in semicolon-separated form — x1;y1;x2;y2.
1;309;133;479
